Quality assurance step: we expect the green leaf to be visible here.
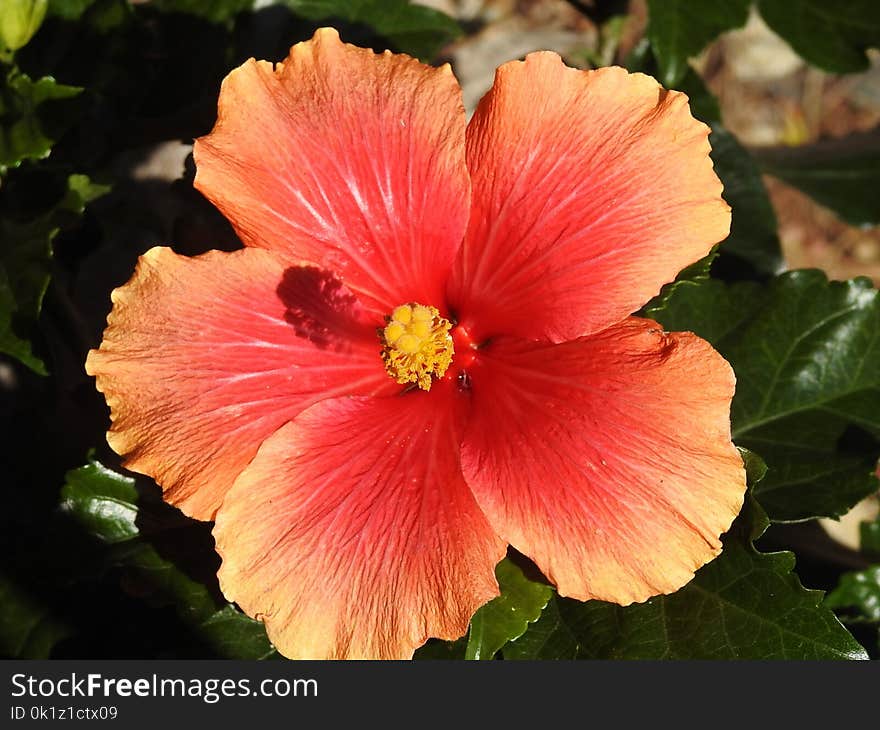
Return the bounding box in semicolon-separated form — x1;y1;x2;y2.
0;572;70;658
465;558;552;660
199;606;278;660
754;132;880;227
61;459;276;659
646;0;750;87
282;0;462;60
47;0;99;19
0;173;107;373
501;595;579;660
861;517;880;557
59;459;140;543
640;247;716;317
0;266;43;372
413;637;467;660
505;456;866;660
757;0;880;75
827;517;880;648
510;545;866;659
654;270;880;523
739;447;771;540
61;173;110;214
0;217;53;374
61;0;129;30
676;67;721;125
648;276;765;344
0;0;47;52
826;566;880;622
710;125;783;276
148;0;254;23
0;69;81;173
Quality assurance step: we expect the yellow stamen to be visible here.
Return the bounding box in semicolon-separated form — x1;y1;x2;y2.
392;305;413;325
380;303;453;391
383;322;405;344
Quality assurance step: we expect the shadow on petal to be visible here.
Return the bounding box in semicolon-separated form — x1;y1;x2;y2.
277;266;378;350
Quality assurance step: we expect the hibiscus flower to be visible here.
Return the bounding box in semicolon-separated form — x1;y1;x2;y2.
86;28;747;660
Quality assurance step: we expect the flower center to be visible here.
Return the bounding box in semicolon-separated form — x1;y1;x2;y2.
380;303;453;391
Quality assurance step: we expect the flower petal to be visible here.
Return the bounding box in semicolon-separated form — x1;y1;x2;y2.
214;385;506;659
460;318;746;604
448;55;730;342
86;246;392;520
193;27;470;314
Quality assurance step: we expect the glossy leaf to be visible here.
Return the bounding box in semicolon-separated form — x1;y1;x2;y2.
465;558;552;660
740;446;772;535
60;458;140;543
654;270;880;523
61;459;275;659
826;514;880;648
648;276;764;344
710;125;783;276
826;567;880;622
0;69;81;172
199;605;278;660
509;545;866;659
755;132;880;227
500;595;579;660
640;248;717;317
282;0;461;60
758;0;880;74
505;454;866;660
0;572;70;658
646;0;749;86
0;173;107;373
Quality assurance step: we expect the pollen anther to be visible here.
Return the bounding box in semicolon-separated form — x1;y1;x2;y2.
380;303;453;391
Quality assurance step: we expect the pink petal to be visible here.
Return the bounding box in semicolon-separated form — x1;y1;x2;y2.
193;27;471;314
86;246;393;520
460;318;746;604
448;55;730;342
214;384;505;659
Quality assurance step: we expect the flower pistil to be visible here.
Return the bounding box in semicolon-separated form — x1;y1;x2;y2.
380;303;453;391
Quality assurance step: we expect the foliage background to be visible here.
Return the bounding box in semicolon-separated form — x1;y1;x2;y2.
2;0;880;660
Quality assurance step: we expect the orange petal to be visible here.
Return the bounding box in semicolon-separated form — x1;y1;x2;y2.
214;385;506;659
86;247;393;520
193;27;470;315
448;55;730;342
460;318;746;604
